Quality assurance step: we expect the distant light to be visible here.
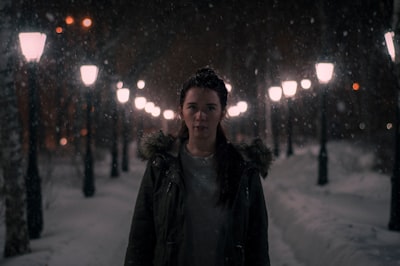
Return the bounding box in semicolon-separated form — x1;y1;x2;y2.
18;32;47;62
145;102;155;113
163;110;175;120
352;82;360;91
80;65;99;86
137;80;145;89
82;17;92;28
301;79;312;89
228;106;240;117
281;80;297;97
65;16;74;25
117;88;130;103
80;128;88;136
268;86;282;102
59;137;68;146
152;106;161;117
116;81;123;89
237;101;248;113
55;26;63;34
385;31;396;62
225;82;232;92
315;62;334;84
387;123;393;130
359;122;366;130
134;97;147;110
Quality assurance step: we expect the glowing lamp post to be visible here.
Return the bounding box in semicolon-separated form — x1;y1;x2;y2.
117;88;130;172
80;65;98;197
315;61;334;186
268;86;283;157
281;80;297;157
385;31;400;231
19;32;46;239
134;96;147;152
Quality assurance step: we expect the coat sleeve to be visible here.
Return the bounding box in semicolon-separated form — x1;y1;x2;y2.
245;170;271;266
124;160;157;266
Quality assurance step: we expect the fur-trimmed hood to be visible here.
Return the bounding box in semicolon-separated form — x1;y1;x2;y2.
138;131;273;179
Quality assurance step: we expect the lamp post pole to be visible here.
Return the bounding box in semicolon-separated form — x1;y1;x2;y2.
318;84;328;185
389;79;400;230
384;31;400;231
281;80;297;157
117;87;130;172
136;80;145;155
80;65;98;197
18;32;46;239
315;62;334;186
111;91;119;178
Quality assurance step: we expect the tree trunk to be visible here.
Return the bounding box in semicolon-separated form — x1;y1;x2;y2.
0;0;31;257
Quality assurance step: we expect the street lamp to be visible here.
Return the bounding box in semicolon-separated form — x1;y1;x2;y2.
315;61;334;186
134;96;146;153
281;80;297;157
18;32;46;239
385;31;400;231
110;84;120;178
80;64;98;197
268;86;283;157
117;88;130;172
162;109;175;133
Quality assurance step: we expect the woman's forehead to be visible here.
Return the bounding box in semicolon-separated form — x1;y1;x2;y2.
184;87;220;102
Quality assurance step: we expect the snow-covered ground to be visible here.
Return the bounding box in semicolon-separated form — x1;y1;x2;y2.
0;140;399;266
265;141;400;266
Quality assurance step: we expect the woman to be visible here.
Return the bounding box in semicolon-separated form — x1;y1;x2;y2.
124;67;272;266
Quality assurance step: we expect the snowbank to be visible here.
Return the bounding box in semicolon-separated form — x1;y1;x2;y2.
264;141;400;266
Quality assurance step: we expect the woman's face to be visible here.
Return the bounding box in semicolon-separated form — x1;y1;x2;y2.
181;87;224;142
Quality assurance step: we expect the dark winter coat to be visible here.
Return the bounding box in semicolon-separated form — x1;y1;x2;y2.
124;131;272;266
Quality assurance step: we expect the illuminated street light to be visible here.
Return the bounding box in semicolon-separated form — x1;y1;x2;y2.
315;61;334;186
225;82;232;92
65;15;74;25
237;101;248;113
145;102;155;113
228;106;241;117
268;86;283;157
268;86;282;102
163;110;175;120
19;32;46;63
385;31;396;63
134;97;147;110
82;17;93;28
80;64;99;197
301;79;312;90
315;63;334;84
152;106;161;117
80;65;98;86
19;31;46;239
385;30;400;231
134;96;147;151
281;80;298;157
137;80;145;89
117;87;130;103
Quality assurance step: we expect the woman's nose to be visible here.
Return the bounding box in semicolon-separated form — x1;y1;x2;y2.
195;110;206;120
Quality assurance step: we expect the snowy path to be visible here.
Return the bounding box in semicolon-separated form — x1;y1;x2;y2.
268;213;306;266
0;151;303;266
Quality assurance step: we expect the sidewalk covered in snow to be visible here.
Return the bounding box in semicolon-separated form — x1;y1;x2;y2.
1;141;400;265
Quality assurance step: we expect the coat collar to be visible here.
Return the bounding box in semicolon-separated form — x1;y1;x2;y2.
139;130;273;178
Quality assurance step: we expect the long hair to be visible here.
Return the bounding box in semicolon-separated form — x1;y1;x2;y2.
177;67;242;206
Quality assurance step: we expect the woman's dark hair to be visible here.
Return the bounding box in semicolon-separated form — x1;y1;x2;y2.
177;67;228;141
177;67;242;206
